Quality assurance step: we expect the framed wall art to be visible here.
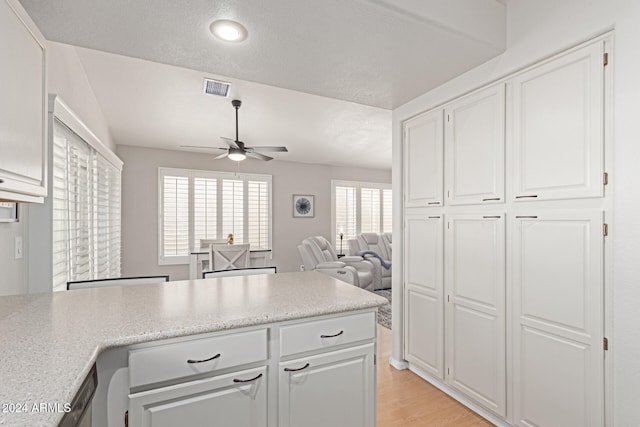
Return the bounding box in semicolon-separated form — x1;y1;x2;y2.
293;195;314;218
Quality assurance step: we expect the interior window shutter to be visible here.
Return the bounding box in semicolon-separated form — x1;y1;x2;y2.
248;180;269;250
361;188;381;233
162;175;189;257
52;123;70;290
66;136;92;282
222;179;244;243
382;188;392;233
108;161;122;277
194;177;218;244
335;186;357;243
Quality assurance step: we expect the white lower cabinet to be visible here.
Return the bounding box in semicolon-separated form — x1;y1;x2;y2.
128;366;267;427
403;214;444;379
115;311;378;427
445;214;506;417
512;211;604;427
279;344;375;427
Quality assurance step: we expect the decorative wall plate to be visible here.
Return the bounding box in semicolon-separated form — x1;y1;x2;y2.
293;195;314;218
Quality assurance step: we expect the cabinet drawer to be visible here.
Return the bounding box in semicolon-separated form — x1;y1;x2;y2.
129;329;267;388
280;312;375;357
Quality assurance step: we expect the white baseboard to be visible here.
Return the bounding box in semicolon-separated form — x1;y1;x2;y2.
388;357;409;370
408;363;513;427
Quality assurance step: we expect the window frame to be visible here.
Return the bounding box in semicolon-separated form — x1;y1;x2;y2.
330;179;392;252
158;167;273;265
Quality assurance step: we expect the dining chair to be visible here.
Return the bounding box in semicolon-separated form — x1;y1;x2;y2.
208;244;250;271
67;275;170;290
202;266;276;278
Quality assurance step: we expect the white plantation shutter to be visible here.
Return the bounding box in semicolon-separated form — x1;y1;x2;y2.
162;175;189;258
248;180;270;250
159;168;272;263
382;189;392;233
51;117;122;290
222;179;244;243
361;188;381;233
332;180;392;252
194;177;217;243
335;186;357;243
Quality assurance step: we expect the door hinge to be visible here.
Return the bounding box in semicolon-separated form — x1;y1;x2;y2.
603;337;609;351
603;172;608;185
603;223;609;237
603;52;609;66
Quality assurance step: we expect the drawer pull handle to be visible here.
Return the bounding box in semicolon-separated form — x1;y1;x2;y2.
337;270;346;275
515;216;538;219
284;363;310;372
483;216;501;219
515;195;538;199
427;202;440;205
233;373;263;383
320;330;344;339
482;198;500;201
187;353;221;364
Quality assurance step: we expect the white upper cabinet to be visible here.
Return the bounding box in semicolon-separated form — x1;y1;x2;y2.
445;214;506;417
445;84;505;205
403;109;444;207
512;211;604;427
511;42;605;202
0;0;47;203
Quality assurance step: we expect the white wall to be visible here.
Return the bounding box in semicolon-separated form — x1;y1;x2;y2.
392;0;640;424
0;210;28;296
47;42;115;152
117;145;390;280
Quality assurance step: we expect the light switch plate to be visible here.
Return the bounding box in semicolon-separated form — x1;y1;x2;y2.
15;236;23;259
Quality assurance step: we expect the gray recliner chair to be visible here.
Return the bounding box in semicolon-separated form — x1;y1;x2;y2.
353;233;392;290
299;236;374;291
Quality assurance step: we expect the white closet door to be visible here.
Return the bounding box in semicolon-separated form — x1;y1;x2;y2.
404;214;444;378
512;211;604;427
445;84;505;205
445;214;505;416
403;110;444;207
511;42;605;202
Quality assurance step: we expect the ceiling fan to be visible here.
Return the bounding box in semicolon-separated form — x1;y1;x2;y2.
182;99;288;161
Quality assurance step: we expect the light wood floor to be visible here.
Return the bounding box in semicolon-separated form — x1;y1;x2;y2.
376;325;494;427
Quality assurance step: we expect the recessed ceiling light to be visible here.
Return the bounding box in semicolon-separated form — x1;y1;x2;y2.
210;20;248;42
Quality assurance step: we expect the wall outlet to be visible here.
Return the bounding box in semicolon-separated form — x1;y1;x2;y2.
14;236;23;259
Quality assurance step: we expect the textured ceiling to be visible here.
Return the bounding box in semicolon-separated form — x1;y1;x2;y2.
19;0;506;169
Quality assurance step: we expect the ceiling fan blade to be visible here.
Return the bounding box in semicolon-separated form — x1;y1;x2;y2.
220;137;240;148
213;152;229;160
246;151;273;161
246;146;288;152
180;145;226;150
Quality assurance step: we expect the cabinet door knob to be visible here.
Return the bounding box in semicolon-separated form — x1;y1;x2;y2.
187;353;221;364
320;330;344;338
233;373;263;383
284;363;310;372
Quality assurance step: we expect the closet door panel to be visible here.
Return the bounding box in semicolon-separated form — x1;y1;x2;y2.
445;214;505;416
512;42;604;201
404;214;444;378
403;110;443;207
445;84;505;205
512;211;604;427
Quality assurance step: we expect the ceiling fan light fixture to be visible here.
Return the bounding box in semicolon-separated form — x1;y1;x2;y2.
228;147;246;161
210;20;248;42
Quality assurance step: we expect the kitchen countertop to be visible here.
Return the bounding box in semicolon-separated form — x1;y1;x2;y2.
0;271;387;426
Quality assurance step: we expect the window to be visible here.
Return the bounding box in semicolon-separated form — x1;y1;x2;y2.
52;117;122;291
159;168;272;264
331;180;392;253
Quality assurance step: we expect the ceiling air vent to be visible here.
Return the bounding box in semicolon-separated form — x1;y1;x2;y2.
203;78;231;97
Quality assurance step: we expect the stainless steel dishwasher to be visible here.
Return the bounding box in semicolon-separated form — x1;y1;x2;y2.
59;364;98;427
